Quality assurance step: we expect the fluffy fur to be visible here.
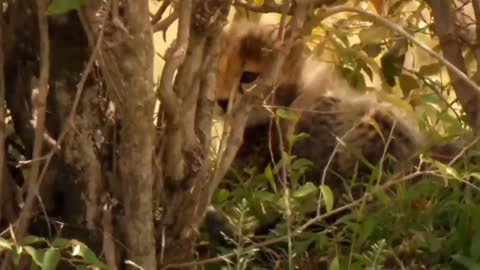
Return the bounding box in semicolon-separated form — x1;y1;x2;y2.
215;20;425;197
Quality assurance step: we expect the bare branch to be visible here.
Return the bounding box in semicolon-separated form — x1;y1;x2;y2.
0;8;6;222
157;0;191;117
151;0;172;24
471;0;480;78
153;11;178;33
11;0;50;241
426;1;480;132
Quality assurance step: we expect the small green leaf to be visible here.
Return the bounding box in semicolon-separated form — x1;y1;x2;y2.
329;256;340;270
288;132;310;147
264;164;277;193
213;189;230;204
319;185;334;213
276;108;298;121
41;248;60;270
51;238;71;248
291;158;313;171
0;237;12;250
293;182;318;198
470;172;480;181
19;235;47;246
24;246;46;266
72;243;98;264
451;254;480;269
47;0;85;15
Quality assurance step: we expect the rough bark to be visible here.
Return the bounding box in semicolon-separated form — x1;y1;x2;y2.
156;0;231;267
428;0;480;132
83;1;158;268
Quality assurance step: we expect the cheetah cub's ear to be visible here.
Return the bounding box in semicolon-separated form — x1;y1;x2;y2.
215;20;305;115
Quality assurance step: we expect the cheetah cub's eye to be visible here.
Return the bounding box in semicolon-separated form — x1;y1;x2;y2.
240;71;259;84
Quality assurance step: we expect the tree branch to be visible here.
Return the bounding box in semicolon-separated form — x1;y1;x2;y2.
0;8;6;222
11;0;50;241
426;0;480;132
157;0;191;118
233;0;337;14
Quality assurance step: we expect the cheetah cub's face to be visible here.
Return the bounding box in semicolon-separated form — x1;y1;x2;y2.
215;20;303;122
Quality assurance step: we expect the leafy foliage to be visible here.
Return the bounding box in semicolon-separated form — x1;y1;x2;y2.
205;0;480;269
0;236;108;269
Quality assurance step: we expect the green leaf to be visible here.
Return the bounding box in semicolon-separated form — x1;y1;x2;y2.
451;254;480;270
264;164;277;193
72;243;98;264
213;189;230;204
288;132;310;147
276;108;298;121
319;185;334;213
24;246;46;266
291;158;313;171
19;235;47;246
47;0;85;15
293;182;318;198
470;172;480;181
434;161;460;186
51;238;71;249
329;256;340;270
0;237;12;250
41;248;60;270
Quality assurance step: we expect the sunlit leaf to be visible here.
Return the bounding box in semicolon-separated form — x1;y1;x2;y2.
329;256;340;270
24;246;46;266
19;235;47;246
276;108;298;121
319;185;334;213
51;238;71;248
0;237;12;250
264;164;277;193
293;182;318;198
41;248;60;270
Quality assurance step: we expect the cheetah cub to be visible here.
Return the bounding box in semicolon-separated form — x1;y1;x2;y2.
215;19;425;202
